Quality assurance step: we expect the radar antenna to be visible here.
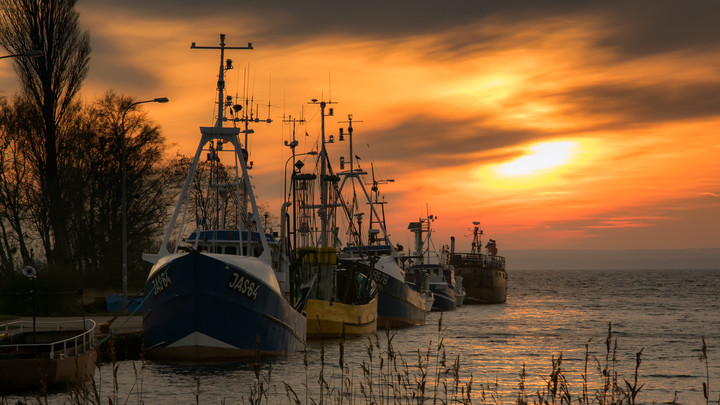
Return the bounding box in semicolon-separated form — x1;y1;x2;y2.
190;34;252;127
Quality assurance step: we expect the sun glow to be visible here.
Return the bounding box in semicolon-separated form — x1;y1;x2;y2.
495;141;577;176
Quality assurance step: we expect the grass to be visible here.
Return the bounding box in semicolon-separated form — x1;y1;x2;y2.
0;319;716;404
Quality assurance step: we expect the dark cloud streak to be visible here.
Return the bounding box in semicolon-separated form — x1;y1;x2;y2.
553;81;720;127
86;0;720;61
590;1;720;59
355;114;547;171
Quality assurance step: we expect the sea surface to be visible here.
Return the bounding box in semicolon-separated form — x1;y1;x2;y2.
5;268;720;404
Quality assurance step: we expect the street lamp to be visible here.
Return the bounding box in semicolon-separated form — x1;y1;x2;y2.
280;150;317;301
121;97;168;311
283;151;318;206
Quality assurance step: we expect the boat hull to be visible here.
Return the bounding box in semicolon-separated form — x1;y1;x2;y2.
375;276;427;329
429;282;457;312
451;255;508;304
340;254;427;329
423;292;435;312
455;289;466;307
305;297;377;339
142;250;305;361
411;264;457;312
0;322;98;392
0;348;97;391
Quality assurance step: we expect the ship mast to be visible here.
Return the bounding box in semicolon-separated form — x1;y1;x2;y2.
367;163;393;245
334;116;396;252
283;114;307;250
149;34;273;265
471;221;483;255
308;99;336;247
190;34;252;127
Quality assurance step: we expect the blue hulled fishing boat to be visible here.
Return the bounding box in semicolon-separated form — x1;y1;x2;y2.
405;214;457;312
327;116;428;329
141;34;305;360
341;245;429;328
419;263;457;311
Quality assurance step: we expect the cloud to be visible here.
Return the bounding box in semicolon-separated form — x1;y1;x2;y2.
586;219;655;229
552;81;720;128
588;1;720;58
65;0;720;251
349;114;548;171
82;1;720;60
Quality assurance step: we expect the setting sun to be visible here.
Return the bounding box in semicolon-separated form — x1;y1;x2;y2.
495;141;576;176
1;0;716;254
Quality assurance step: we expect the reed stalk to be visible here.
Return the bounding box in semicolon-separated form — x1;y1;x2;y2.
3;319;715;405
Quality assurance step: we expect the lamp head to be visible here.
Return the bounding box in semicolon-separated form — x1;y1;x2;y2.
22;266;36;279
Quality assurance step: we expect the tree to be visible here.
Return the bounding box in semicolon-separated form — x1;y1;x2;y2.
0;0;91;267
63;91;173;288
0;89;174;291
0;96;39;275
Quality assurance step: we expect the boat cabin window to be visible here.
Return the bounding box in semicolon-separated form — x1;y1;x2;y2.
198;245;223;253
225;246;237;255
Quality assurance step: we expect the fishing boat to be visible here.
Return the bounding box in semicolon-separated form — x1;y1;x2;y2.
406;215;457;312
0;319;97;391
419;263;457;311
449;222;508;304
340;244;429;329
295;247;377;338
284;103;377;339
329;116;428;329
140;34;305;360
455;275;466;307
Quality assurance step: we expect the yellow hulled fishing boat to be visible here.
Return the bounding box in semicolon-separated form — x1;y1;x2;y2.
297;247;377;338
281;100;377;339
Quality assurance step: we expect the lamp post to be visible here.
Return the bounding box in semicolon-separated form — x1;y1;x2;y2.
283;151;318;207
121;97;168;311
280;150;317;302
283;150;318;244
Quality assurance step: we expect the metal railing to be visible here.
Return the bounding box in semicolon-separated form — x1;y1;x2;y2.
0;319;96;359
450;252;506;269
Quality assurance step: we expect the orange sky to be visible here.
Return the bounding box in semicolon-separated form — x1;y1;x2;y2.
2;1;719;253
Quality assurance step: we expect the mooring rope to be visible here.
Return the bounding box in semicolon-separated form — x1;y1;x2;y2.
98;264;169;345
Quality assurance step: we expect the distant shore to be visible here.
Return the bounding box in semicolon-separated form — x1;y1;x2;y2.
504;248;720;270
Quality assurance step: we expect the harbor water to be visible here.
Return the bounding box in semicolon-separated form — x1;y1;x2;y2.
4;268;719;404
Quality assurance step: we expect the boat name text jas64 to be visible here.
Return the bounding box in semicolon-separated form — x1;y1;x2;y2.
228;271;261;301
151;270;173;297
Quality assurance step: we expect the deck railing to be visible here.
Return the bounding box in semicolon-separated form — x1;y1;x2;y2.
0;319;96;359
450;252;506;268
